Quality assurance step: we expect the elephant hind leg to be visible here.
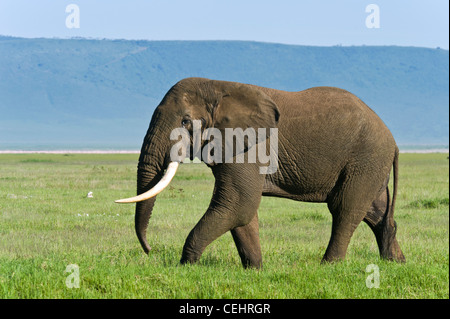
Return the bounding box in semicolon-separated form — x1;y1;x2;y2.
323;169;381;263
364;187;405;262
322;207;367;263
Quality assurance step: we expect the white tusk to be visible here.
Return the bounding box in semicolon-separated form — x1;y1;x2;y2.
115;162;179;204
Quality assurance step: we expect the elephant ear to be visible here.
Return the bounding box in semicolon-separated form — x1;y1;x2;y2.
211;81;280;132
202;81;280;166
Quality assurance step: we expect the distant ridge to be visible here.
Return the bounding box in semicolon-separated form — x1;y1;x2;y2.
0;36;448;149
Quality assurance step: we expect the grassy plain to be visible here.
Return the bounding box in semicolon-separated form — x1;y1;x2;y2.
0;153;448;299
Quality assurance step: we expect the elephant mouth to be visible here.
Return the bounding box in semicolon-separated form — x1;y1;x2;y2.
115;161;179;203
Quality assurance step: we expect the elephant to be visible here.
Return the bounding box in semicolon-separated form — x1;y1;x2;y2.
116;77;406;269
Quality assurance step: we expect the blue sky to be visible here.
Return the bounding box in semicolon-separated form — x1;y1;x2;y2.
0;0;448;49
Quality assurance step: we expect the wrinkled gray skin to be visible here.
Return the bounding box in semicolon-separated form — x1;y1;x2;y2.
131;77;405;269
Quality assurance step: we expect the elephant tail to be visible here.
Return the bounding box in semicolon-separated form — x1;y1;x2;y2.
391;146;399;218
380;146;400;258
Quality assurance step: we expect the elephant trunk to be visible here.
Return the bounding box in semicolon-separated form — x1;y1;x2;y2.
133;129;167;253
115;107;182;254
134;165;160;254
133;161;180;253
118;111;180;254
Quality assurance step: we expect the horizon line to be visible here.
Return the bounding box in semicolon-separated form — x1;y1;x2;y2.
0;35;448;51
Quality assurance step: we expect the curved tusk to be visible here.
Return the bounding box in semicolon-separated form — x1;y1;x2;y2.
115;162;179;204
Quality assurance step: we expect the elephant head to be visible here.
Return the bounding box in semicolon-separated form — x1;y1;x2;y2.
116;77;279;255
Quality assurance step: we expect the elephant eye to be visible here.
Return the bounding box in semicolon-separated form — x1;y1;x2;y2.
181;119;191;127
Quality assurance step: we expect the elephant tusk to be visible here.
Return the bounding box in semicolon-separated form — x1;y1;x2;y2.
115;162;179;204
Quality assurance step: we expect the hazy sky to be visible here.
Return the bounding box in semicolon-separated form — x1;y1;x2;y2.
0;0;448;49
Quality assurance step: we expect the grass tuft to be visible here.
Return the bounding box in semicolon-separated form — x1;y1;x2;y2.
408;198;449;209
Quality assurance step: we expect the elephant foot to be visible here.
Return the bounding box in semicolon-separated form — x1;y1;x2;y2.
180;247;202;266
377;219;406;263
240;257;263;269
380;237;406;262
321;249;347;264
180;257;197;265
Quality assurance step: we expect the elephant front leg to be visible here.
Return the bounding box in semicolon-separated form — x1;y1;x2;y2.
231;213;262;269
180;210;235;265
180;163;265;267
180;210;263;267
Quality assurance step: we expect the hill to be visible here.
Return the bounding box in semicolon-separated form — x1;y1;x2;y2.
0;36;448;149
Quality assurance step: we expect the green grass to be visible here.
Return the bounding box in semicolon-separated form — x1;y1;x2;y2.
0;153;448;298
407;198;449;209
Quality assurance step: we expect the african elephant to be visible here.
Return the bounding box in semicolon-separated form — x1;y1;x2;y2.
116;77;405;269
